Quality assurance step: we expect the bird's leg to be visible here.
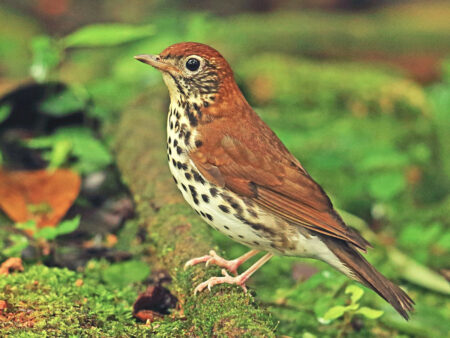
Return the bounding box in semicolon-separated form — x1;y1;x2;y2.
193;253;273;294
184;249;259;275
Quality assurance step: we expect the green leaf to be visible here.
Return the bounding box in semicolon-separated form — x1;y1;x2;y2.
48;140;73;169
0;104;11;123
33;216;80;240
64;23;155;48
355;307;384;319
34;227;59;240
28;127;112;174
15;220;38;232
40;89;87;116
3;234;29;257
56;216;81;236
302;333;317;338
103;260;150;287
345;284;364;304
368;172;406;201
322;305;347;320
30;36;61;82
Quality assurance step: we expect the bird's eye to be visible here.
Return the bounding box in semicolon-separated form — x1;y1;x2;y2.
185;58;200;71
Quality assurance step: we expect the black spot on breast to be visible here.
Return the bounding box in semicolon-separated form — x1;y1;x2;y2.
219;205;230;213
231;203;241;211
175;121;180;131
184;173;191;180
173;139;178;147
222;195;242;213
172;177;178;184
177;161;188;170
168;136;172;144
248;209;258;219
200;211;206;217
224;225;230;230
192;171;205;185
203;101;209;107
193;197;199;205
188;185;198;199
168;148;172;155
176;111;180;119
201;194;209;203
209;188;218;197
206;213;213;221
193;103;202;119
184;131;191;145
253;241;259;245
176;146;183;155
238;235;244;239
170;121;173;130
187;111;198;127
195;140;203;148
235;214;275;236
172;159;176;167
181;184;187;191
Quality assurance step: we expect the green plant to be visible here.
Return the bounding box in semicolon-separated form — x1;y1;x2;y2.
322;285;384;322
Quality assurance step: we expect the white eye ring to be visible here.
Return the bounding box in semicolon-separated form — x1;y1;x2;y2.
185;56;202;72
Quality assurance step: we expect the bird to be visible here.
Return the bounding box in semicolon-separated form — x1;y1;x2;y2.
134;42;414;320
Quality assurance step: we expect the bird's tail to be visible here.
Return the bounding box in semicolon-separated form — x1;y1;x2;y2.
322;238;414;320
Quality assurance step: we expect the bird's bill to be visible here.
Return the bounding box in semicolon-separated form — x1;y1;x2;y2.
134;54;178;73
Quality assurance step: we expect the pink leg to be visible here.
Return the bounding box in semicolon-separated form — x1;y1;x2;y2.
193;252;273;294
184;249;259;275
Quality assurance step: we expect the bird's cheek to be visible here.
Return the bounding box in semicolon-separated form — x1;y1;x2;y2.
162;73;181;99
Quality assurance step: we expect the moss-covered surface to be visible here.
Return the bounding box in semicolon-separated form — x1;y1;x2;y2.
0;264;151;336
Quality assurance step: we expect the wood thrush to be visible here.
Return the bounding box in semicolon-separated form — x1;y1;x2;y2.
135;42;414;319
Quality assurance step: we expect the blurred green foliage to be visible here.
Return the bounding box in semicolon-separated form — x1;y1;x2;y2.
27;127;112;174
0;2;449;337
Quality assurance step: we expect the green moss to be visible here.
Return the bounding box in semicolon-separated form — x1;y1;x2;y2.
0;265;151;336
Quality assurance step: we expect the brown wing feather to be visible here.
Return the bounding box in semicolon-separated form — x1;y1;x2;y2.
191;109;370;251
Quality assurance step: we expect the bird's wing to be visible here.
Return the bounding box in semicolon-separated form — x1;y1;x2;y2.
190;116;369;251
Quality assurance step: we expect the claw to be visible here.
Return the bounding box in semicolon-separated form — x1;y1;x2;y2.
184;250;242;275
186;250;269;295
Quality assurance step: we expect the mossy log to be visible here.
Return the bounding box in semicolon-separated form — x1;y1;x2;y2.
112;87;275;336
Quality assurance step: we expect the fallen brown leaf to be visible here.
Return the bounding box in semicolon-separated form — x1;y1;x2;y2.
0;300;8;312
0;257;24;275
133;285;178;323
0;169;81;228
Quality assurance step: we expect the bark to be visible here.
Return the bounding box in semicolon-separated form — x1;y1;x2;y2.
111;87;275;335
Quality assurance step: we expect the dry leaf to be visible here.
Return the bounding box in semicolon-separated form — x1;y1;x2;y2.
0;257;24;275
133;285;178;323
0;169;81;228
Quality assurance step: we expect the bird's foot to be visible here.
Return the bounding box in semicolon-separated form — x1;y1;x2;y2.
184;250;242;275
193;269;248;294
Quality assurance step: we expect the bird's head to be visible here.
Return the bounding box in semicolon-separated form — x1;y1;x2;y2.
135;42;235;105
